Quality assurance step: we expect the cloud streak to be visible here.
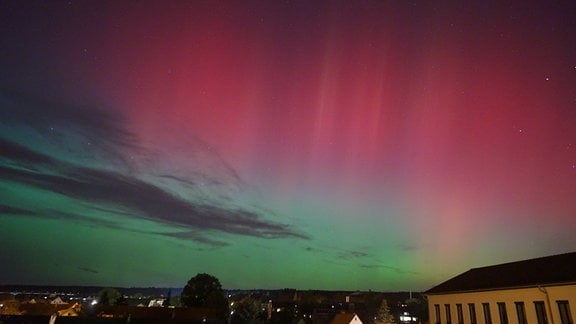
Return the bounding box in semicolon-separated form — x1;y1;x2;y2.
359;264;420;275
1;139;307;245
0;89;308;246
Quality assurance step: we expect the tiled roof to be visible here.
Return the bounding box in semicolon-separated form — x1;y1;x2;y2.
331;312;359;324
425;252;576;294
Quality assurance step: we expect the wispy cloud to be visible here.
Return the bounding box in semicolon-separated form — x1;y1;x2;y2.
78;267;99;274
0;89;308;247
359;263;420;275
1;140;307;245
395;242;419;252
338;250;370;259
0;88;138;172
0;204;33;216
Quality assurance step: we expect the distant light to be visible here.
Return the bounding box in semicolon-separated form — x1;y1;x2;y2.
400;315;418;322
91;300;98;306
276;308;281;312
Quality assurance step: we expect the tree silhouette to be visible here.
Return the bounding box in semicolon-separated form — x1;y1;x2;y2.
374;299;396;324
181;273;224;307
231;297;266;324
164;289;172;307
181;273;229;320
98;287;122;306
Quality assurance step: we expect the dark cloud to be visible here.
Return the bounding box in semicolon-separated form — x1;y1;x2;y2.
1;140;308;245
0;203;127;231
395;242;418;252
0;204;34;216
359;264;420;275
0;87;308;247
0;138;61;170
78;267;99;274
0;88;137;151
338;250;370;259
159;231;231;247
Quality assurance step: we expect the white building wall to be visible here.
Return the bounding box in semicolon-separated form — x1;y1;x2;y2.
427;284;576;324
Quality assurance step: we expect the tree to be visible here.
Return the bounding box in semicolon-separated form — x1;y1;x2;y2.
164;289;172;307
98;287;122;306
181;273;225;307
374;299;396;324
180;273;229;318
181;273;229;320
231;297;266;324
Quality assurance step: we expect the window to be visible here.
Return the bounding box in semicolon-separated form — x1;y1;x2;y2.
482;303;492;324
435;304;441;324
469;303;477;324
457;304;464;324
534;301;548;324
445;304;452;324
497;303;508;324
557;301;573;324
515;302;527;324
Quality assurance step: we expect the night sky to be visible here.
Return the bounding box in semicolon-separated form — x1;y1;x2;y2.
1;1;576;291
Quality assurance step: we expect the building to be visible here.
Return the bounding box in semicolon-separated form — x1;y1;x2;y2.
331;312;363;324
425;252;576;324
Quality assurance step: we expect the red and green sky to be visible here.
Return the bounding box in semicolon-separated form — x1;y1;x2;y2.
1;1;575;291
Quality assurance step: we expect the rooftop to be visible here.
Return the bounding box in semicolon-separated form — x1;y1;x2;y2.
425;251;576;294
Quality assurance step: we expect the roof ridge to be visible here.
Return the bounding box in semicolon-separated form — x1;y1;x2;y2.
425;251;576;294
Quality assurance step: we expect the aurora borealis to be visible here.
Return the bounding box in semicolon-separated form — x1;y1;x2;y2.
1;1;576;291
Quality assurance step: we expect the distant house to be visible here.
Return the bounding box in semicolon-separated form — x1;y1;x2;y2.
94;305;221;322
147;298;165;307
331;312;363;324
425;252;576;324
50;297;67;305
57;302;81;316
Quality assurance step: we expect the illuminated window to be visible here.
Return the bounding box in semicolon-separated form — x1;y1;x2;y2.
557;301;573;324
497;303;508;324
534;301;548;324
482;303;492;324
435;304;441;324
515;302;527;324
469;303;477;324
456;304;464;324
445;304;452;324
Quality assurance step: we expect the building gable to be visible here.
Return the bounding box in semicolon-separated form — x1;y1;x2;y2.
426;251;576;294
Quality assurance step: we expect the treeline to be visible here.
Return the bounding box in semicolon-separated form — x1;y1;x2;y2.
0;285;182;297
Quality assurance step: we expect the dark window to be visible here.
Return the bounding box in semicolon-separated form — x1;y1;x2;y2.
535;301;548;324
469;303;477;324
497;303;508;324
557;301;573;324
435;304;441;324
483;303;492;324
445;304;452;324
515;302;527;324
457;304;464;324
